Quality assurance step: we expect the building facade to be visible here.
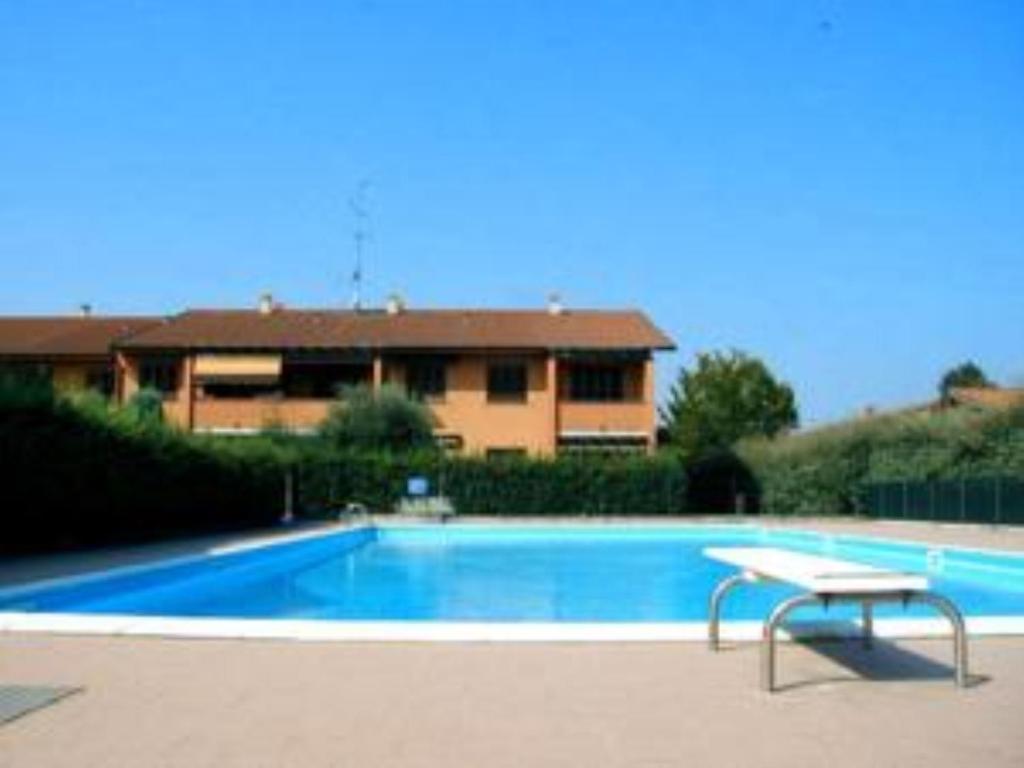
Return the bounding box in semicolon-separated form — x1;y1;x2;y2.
1;301;674;456
0;314;162;399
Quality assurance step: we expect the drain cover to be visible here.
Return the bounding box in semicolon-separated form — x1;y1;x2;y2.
0;686;81;725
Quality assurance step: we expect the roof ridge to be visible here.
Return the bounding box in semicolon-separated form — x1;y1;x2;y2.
176;307;641;315
0;314;160;320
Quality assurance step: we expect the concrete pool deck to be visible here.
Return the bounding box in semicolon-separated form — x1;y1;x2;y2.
2;633;1023;767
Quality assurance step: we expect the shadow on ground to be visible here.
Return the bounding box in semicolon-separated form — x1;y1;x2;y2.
775;636;989;692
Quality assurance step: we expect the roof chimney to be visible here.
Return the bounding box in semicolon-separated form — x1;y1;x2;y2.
258;292;274;316
78;303;93;318
385;293;406;316
547;292;564;316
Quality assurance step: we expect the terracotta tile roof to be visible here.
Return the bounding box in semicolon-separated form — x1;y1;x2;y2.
117;309;676;352
0;317;162;358
948;387;1024;410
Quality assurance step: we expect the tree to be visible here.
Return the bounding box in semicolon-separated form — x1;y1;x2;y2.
939;361;992;401
321;384;435;452
125;387;165;423
661;350;798;458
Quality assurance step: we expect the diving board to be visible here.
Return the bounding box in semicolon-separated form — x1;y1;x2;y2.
703;547;968;692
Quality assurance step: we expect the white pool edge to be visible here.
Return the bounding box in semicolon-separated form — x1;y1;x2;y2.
0;523;365;602
2;613;1023;642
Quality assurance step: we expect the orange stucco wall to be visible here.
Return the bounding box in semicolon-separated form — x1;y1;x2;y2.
192;399;332;432
557;401;653;435
426;354;556;455
115;351;657;454
119;354;191;427
51;363;90;392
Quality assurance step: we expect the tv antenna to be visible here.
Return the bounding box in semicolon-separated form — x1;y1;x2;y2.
348;179;371;310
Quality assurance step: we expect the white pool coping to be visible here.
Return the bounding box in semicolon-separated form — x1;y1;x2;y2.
3;521;1024;643
2;612;1023;642
0;523;358;602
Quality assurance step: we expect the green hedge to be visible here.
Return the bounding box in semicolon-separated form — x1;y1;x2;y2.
0;380;288;553
737;405;1024;518
298;451;687;517
0;379;688;553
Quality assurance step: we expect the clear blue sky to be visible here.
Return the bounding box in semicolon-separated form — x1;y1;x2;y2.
1;1;1022;424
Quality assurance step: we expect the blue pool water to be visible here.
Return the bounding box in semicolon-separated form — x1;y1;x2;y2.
3;525;1024;622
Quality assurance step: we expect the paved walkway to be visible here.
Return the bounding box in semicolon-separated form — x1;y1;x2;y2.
1;634;1022;767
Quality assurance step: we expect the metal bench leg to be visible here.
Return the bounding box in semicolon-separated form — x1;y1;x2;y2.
908;592;969;687
708;573;748;650
862;601;874;649
761;593;821;692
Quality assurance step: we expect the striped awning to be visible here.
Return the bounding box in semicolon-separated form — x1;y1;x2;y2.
193;354;282;383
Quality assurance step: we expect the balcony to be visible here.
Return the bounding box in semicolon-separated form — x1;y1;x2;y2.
190;398;334;434
557;400;653;436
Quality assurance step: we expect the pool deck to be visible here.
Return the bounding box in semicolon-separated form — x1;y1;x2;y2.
2;633;1023;767
2;518;1024;766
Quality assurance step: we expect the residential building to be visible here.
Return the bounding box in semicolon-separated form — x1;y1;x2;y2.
943;386;1024;411
0;313;161;398
1;299;675;456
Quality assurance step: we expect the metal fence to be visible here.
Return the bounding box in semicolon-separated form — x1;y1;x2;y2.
861;477;1024;525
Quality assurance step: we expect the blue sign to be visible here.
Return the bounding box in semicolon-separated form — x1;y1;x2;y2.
407;476;430;497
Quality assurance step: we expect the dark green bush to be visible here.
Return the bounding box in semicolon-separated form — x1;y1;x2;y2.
0;378;689;553
0;379;287;553
684;449;760;514
737;405;1024;517
320;384;435;453
298;451;687;517
125;387;165;423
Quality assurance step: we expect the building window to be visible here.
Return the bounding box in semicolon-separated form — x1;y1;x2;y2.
568;364;625;402
85;365;115;398
201;382;279;400
0;362;50;386
282;363;371;399
406;358;447;400
436;434;464;453
138;359;179;395
557;435;648;454
487;362;527;402
486;447;527;460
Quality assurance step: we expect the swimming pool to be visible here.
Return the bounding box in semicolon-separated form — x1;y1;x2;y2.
2;524;1024;640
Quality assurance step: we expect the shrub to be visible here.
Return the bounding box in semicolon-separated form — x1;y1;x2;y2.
0;379;286;554
320;384;435;453
126;387;165;423
938;361;991;402
297;450;687;517
737;405;1024;517
684;449;760;514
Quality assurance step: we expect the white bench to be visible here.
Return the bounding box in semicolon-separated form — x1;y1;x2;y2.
703;547;968;692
